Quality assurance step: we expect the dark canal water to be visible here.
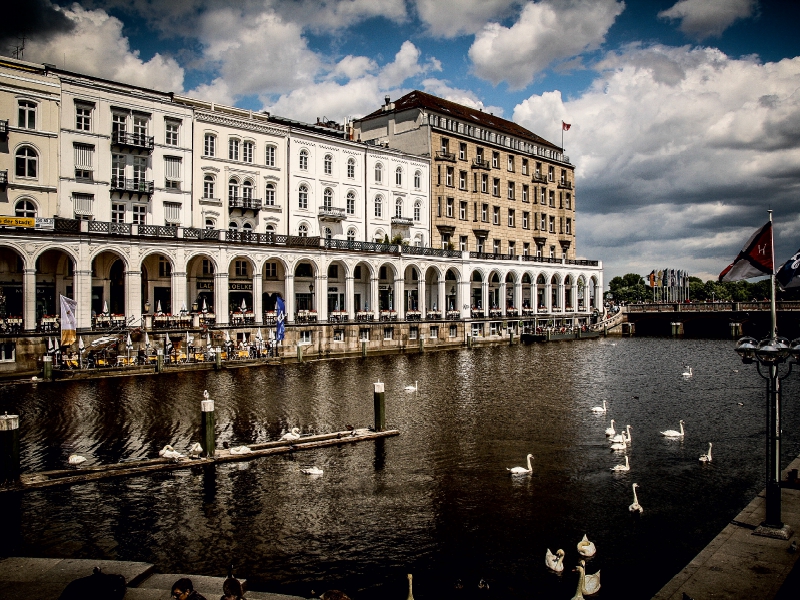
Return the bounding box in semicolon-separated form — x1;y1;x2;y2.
2;338;799;599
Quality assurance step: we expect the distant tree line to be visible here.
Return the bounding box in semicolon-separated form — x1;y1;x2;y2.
605;273;800;304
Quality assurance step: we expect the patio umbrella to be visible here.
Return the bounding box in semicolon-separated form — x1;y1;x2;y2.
144;331;150;348
78;336;85;368
78;336;85;351
156;300;162;314
202;298;208;313
181;301;187;313
126;331;133;363
241;298;247;312
47;336;53;353
102;300;108;315
225;330;232;346
206;332;212;347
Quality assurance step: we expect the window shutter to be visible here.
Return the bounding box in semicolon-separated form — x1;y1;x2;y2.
164;156;181;180
74;144;94;169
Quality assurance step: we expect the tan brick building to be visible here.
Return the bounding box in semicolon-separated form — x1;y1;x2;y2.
353;91;576;260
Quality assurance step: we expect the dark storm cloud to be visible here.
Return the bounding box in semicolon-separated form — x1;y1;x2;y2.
0;0;74;50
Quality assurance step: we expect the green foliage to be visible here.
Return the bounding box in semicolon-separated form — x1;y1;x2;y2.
606;273;648;303
390;233;404;245
383;234;390;244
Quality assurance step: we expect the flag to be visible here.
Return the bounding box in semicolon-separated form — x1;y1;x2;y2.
562;121;571;131
275;296;285;342
777;248;800;289
719;221;773;282
60;294;78;346
649;270;655;287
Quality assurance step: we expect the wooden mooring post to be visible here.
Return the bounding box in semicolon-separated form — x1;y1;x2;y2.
0;413;20;484
200;392;215;458
373;382;385;432
42;355;52;380
156;348;164;373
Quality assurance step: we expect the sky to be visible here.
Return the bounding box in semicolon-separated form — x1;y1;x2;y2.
4;0;800;283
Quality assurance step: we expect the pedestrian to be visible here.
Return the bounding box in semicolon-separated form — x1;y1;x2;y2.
221;571;245;600
172;578;207;600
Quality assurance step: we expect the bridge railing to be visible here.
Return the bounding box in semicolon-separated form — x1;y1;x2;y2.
627;301;800;312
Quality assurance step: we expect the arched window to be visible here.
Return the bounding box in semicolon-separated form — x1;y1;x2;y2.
15;199;36;218
205;218;215;230
374;162;382;184
395;166;402;186
298;224;308;237
15;146;38;178
323;188;333;210
414;201;421;221
346;191;355;215
299;149;308;170
265;224;275;232
298;185;308;209
374;230;385;243
242;180;253;199
374;195;382;218
347;158;355;179
242;222;253;231
229;222;239;231
265;182;275;206
414;234;423;248
324;227;332;240
324;154;332;175
414;170;421;188
347;228;356;241
228;178;239;201
265;145;276;167
395;198;403;218
203;174;215;199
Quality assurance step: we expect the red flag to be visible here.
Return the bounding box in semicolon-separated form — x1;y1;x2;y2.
562;121;571;131
719;221;773;282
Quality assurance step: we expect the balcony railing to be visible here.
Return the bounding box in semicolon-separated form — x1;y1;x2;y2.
472;158;490;169
318;206;347;221
391;216;414;226
532;174;548;184
401;245;462;258
324;239;400;253
558;180;573;190
435;151;456;162
228;197;262;210
111;177;154;195
111;131;154;151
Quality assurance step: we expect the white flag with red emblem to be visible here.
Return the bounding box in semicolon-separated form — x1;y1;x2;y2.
719;221;773;282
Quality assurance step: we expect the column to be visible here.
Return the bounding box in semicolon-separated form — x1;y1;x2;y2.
23;268;36;331
125;269;142;326
75;269;92;329
481;280;488;313
514;282;522;315
317;275;328;322
418;280;426;318
371;276;380;320
394;277;405;320
215;272;229;325
499;281;507;316
559;284;565;313
346;276;355;321
460;278;470;319
252;273;263;324
545;281;552;314
171;271;187;315
437;279;445;314
285;274;295;323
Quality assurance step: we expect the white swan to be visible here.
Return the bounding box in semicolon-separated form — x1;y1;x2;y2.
610;441;627;451
629;483;643;513
159;444;184;460
301;466;323;475
682;366;693;378
404;381;418;392
611;455;630;472
280;427;301;441
699;442;713;463
604;419;616;437
68;454;86;465
545;548;565;573
187;442;203;458
507;453;533;475
591;400;607;414
577;534;596;557
660;420;685;438
622;424;632;445
610;425;631;445
229;445;252;455
571;568;585;600
578;560;601;596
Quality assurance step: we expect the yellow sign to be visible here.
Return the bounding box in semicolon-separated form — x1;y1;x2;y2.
0;216;35;228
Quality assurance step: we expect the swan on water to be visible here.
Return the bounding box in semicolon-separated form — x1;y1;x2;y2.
404;381;418;392
570;568;585;600
577;534;596;557
660;419;685;438
699;442;713;463
629;483;643;513
604;419;616;437
610;441;627;451
682;366;693;378
68;454;86;465
578;560;601;596
188;442;203;458
622;424;632;445
611;455;630;472
230;445;252;455
280;427;301;441
610;425;631;445
301;466;324;475
407;573;414;600
159;445;184;460
591;401;607;414
507;453;533;475
545;548;565;573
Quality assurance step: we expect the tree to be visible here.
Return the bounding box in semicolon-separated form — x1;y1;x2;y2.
607;273;647;303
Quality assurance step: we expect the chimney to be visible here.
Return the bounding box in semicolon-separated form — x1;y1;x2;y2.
385;95;390;106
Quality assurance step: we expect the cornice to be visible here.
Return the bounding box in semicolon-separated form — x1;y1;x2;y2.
196;111;287;137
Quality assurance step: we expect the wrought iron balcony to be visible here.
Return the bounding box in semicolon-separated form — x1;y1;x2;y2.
391;216;414;226
435;151;456;162
558;180;573;189
318;206;347;221
532;174;548;184
0;120;7;138
110;177;154;196
228;197;262;211
111;131;154;151
472;158;490;170
0;170;7;187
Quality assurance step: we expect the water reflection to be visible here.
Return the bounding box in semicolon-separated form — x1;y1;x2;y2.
1;338;799;599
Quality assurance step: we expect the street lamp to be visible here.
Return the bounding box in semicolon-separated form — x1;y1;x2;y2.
735;334;799;538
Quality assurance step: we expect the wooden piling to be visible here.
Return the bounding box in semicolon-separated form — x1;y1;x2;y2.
361;341;367;357
156;349;163;373
200;393;215;458
297;344;303;362
418;336;424;353
0;414;20;484
42;356;52;380
214;347;222;370
373;382;385;432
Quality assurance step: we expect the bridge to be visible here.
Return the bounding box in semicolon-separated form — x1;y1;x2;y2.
623;301;800;338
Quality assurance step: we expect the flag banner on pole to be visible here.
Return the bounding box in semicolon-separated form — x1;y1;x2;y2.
60;294;78;346
777;248;800;289
562;121;571;131
648;270;655;287
276;296;285;342
719;221;773;282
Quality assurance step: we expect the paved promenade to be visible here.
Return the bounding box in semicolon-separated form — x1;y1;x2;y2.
653;455;800;600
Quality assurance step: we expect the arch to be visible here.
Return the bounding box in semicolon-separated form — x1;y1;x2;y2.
326;258;348;313
323;226;332;240
413;201;421;221
521;273;532;284
265;182;276;206
91;249;128;317
241;180;254;199
186;252;217;312
346;157;355;178
203;173;215;198
14;198;37;218
15;145;38;178
374;162;383;184
346;226;357;241
346;190;356;215
298;184;309;209
298;223;309;237
395;165;403;186
505;271;517;284
323;187;333;209
414;170;421;189
373;228;386;243
0;244;26;317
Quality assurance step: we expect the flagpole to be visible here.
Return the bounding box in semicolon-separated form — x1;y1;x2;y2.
769;209;776;339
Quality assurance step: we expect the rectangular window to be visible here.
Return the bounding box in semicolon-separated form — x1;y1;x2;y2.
333;329;344;342
235;260;248;277
436;197;441;217
446;197;454;218
493;239;500;254
75;104;92;131
540;212;546;230
522;184;529;202
112;113;127;136
523;242;530;255
449;325;457;338
264;262;277;277
441;137;449;153
429;326;439;339
549;190;555;207
165;120;179;146
132;205;146;225
508;208;515;227
459;201;467;220
229;138;239;161
492;151;499;168
74;143;94;181
507;181;515;200
471;322;482;337
300;330;312;345
359;328;369;341
481;203;488;222
549;216;555;233
490;322;499;336
18;100;36;129
561;168;567;185
265;145;275;166
508;241;515;256
409;326;418;340
133;156;147;183
459;142;467;160
446;166;454;187
112;154;125;184
459;171;466;190
111;203;125;223
437;165;441;185
522;159;528;175
164;156;181;189
72;193;94;217
204;134;215;157
164;202;181;224
508;156;514;171
540;187;546;205
476;237;485;253
535;162;542;177
242;141;254;163
566;218;572;234
566;193;572;209
133;115;148;138
522;211;529;229
460;235;468;251
548;165;554;181
0;342;16;363
492;178;499;197
383;327;394;340
481;174;488;193
493;206;500;225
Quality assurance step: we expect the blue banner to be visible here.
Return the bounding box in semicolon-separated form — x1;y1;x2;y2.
276;296;285;341
777;248;800;289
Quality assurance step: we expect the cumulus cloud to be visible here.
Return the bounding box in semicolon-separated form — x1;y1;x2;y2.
469;0;625;89
658;0;758;41
513;45;800;279
22;4;184;92
414;0;521;38
0;0;74;48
